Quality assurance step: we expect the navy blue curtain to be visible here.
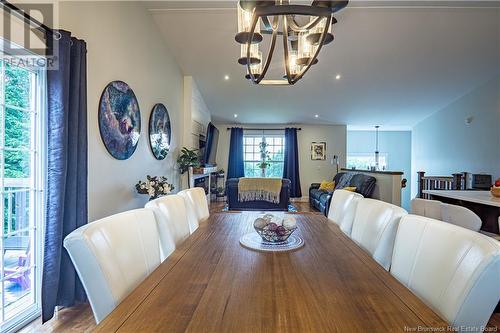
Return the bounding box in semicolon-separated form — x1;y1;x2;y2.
42;30;88;322
227;127;245;179
283;128;302;197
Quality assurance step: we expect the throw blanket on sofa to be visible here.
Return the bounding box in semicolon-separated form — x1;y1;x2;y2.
238;178;282;204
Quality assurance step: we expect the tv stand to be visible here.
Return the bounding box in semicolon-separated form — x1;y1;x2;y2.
191;166;217;175
188;166;218;205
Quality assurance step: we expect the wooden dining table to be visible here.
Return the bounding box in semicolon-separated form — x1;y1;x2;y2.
94;211;448;332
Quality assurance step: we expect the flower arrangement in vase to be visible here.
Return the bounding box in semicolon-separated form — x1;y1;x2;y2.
136;175;174;200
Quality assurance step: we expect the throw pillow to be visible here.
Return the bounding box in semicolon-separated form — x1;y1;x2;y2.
343;186;357;192
319;180;335;192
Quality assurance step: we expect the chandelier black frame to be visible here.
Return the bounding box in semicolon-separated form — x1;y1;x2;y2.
235;1;348;85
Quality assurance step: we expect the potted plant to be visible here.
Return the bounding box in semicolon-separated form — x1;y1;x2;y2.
258;142;271;177
136;175;174;200
177;147;200;174
216;186;225;196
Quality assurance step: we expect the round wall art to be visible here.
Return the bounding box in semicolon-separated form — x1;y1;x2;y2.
98;81;141;160
149;103;171;160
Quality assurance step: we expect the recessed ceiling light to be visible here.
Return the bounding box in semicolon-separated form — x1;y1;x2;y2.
234;114;238;118
224;75;230;80
314;114;319;118
335;74;342;80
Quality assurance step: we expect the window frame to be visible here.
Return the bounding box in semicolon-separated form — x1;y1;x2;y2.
346;152;389;171
243;130;285;178
0;48;46;333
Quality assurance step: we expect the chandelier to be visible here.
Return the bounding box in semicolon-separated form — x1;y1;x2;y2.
235;0;348;85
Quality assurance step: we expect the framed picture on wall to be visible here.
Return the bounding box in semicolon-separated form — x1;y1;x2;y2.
311;142;326;160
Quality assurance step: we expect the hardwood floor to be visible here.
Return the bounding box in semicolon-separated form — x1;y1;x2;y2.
19;303;95;333
208;200;321;214
19;201;499;332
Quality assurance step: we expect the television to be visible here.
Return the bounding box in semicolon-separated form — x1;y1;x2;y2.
201;122;219;167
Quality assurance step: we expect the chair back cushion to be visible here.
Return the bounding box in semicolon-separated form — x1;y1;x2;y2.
327;189;364;235
411;198;442;220
63;209;161;323
178;187;209;232
440;203;482;231
332;172;346;185
145;195;190;259
335;172;354;189
349;173;377;198
391;215;500;329
351;198;408;270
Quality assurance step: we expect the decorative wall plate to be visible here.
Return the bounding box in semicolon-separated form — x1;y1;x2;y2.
149;103;171;160
99;81;141;160
240;232;304;252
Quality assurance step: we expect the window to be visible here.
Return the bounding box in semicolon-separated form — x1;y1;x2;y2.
243;131;285;178
0;57;45;331
346;153;388;171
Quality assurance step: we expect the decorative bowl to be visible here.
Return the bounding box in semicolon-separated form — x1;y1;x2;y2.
253;214;298;243
491;187;500;198
254;225;297;243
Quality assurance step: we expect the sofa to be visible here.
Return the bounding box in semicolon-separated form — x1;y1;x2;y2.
226;178;290;211
309;172;376;215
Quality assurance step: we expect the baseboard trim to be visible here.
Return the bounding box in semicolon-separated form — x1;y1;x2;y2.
291;196;309;203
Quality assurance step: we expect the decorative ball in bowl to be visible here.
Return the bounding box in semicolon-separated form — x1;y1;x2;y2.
491;186;500;198
253;214;297;243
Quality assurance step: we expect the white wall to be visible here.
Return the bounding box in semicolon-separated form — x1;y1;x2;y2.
182;76;211;149
180;76;212;188
191;79;211;129
59;2;184;221
348;130;412;210
412;77;500;198
214;124;347;198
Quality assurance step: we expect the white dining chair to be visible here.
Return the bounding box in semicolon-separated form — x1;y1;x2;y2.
63;209;161;323
327;189;364;236
145;194;190;260
350;198;408;270
178;187;209;233
440;203;482;232
410;198;442;220
391;215;500;331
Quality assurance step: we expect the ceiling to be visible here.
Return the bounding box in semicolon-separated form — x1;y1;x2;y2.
147;1;500;126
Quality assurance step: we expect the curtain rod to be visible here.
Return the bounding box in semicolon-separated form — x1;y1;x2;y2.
226;127;301;131
1;0;56;37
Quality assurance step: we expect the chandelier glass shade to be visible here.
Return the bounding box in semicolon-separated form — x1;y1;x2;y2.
235;0;348;85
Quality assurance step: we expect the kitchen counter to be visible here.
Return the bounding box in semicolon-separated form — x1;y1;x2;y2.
423;190;500;234
423;190;500;208
341;168;403;176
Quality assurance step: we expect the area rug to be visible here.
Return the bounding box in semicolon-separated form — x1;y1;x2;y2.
221;203;298;213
